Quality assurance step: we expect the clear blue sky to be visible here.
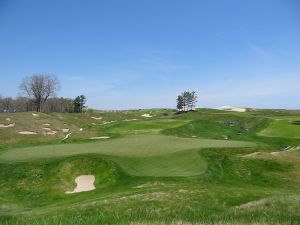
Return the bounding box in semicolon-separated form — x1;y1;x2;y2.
0;0;299;109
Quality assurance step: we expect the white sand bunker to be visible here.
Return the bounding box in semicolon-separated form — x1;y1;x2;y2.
62;128;69;133
0;123;15;128
141;113;152;118
91;116;102;120
18;131;37;135
62;132;72;141
123;119;138;121
65;175;95;194
89;136;110;140
102;121;116;125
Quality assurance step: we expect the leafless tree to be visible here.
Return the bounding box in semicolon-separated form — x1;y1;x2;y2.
19;74;60;112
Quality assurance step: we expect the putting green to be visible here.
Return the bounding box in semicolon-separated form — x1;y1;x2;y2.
0;135;255;162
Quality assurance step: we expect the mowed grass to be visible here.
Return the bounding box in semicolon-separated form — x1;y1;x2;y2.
0;135;255;161
0;135;253;177
108;150;207;177
258;117;300;138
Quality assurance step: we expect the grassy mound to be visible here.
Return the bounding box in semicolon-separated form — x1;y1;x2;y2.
0;155;123;208
258;117;300;138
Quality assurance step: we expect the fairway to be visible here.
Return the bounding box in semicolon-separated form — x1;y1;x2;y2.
258;117;300;138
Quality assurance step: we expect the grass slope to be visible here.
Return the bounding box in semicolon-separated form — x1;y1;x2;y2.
258;117;300;138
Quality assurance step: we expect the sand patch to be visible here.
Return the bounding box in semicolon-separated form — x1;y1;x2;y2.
0;123;15;128
42;127;52;131
217;106;246;112
123;119;138;121
62;132;72;141
236;199;270;210
65;175;95;194
91;116;102;120
42;123;50;126
141;113;152;118
18;131;37;135
102;121;116;125
89;136;110;140
46;131;57;135
6;118;11;121
62;128;69;133
32;113;39;117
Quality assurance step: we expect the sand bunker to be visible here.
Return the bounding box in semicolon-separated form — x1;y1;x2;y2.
65;175;95;194
102;121;116;125
91;116;102;120
42;123;50;126
62;128;69;133
46;131;57;135
32;113;39;117
0;123;15;128
89;136;110;140
141;113;152;118
42;127;52;131
123;119;138;121
62;132;72;141
18;131;37;135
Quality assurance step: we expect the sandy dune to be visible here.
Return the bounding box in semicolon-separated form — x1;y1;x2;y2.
217;106;246;112
65;175;95;194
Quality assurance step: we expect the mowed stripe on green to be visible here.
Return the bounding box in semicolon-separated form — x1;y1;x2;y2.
108;150;207;177
0;135;255;162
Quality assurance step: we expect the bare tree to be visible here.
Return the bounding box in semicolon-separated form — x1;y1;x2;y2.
19;74;60;112
176;91;198;112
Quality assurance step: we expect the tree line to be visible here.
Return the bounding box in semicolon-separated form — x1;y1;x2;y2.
176;91;198;111
0;74;87;113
